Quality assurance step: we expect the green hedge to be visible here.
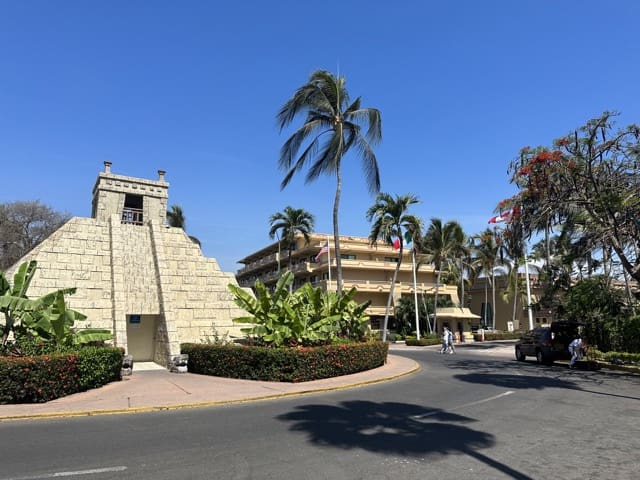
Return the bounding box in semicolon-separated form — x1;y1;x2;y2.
588;348;640;365
405;335;441;347
75;346;123;390
473;332;521;341
0;346;123;404
182;341;389;382
0;354;81;404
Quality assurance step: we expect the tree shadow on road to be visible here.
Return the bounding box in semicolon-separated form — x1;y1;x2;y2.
448;358;640;400
277;400;534;479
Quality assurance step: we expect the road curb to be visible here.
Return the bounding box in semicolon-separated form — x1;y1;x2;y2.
0;359;421;422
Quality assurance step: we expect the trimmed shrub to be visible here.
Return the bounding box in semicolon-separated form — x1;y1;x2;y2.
588;348;640;366
473;332;521;341
182;341;388;382
0;346;122;404
0;354;81;404
405;335;441;347
74;346;123;390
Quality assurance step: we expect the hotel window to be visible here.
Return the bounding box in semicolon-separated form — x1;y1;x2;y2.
384;257;399;263
341;254;356;260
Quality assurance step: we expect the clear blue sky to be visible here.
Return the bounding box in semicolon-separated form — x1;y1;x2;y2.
2;1;639;272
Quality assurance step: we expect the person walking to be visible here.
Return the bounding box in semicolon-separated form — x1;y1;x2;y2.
568;336;584;369
440;327;450;354
447;327;456;354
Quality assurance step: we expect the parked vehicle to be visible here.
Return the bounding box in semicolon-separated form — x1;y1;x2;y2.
515;321;584;364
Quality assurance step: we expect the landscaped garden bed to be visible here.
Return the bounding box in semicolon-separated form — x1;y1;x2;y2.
182;341;388;382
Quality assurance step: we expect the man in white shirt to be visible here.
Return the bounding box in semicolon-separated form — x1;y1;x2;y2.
440;327;450;354
568;337;584;368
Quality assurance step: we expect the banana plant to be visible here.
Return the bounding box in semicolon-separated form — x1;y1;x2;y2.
1;261;112;348
228;271;296;345
1;261;40;346
228;272;371;346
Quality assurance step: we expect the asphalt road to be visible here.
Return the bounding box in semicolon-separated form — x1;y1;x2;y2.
2;346;639;480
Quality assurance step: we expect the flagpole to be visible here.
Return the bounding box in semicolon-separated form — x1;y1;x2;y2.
524;246;534;330
412;247;420;340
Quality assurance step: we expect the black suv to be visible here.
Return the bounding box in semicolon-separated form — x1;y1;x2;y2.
515;321;583;364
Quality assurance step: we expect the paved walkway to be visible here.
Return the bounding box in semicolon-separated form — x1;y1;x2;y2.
0;351;421;421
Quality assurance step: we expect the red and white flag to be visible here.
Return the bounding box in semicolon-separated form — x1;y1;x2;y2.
393;238;401;250
315;242;329;261
488;209;514;224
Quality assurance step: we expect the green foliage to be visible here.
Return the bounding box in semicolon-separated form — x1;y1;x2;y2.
618;315;640;353
200;324;231;345
472;332;521;341
0;345;123;403
588;348;640;366
228;271;370;346
74;346;123;390
1;261;112;349
0;354;82;404
278;70;382;292
393;296;453;337
562;276;631;352
405;334;441;346
181;341;388;382
508;112;640;285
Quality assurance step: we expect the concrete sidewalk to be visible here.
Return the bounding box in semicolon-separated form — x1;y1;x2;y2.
3;340;631;421
0;353;419;422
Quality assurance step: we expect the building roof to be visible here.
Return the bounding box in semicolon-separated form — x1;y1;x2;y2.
435;307;481;319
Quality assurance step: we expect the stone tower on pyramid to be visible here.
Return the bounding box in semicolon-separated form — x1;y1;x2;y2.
8;162;247;365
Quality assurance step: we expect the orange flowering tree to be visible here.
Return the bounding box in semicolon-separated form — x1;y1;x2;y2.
506;112;640;283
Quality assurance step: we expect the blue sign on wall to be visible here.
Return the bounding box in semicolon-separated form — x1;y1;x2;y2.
129;314;141;324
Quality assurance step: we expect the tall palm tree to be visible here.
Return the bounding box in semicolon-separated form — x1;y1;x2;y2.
472;228;500;329
166;204;201;247
420;218;465;332
278;70;382;293
268;206;315;274
366;193;422;342
501;259;529;327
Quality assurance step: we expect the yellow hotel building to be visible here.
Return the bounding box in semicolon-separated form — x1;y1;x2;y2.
236;233;460;330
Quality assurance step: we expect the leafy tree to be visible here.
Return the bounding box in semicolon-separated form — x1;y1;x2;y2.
420;218;465;331
268;206;315;274
166;204;201;247
366;193;421;342
471;229;500;329
0;201;70;271
394;295;455;338
507;112;640;284
277;70;382;292
563;276;628;352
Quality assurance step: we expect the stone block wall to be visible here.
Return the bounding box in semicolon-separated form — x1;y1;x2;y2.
7;215;249;365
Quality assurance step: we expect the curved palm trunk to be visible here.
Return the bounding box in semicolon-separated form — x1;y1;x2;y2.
333;159;343;293
459;259;464;308
491;268;496;330
484;280;489;327
433;266;441;333
382;245;403;341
